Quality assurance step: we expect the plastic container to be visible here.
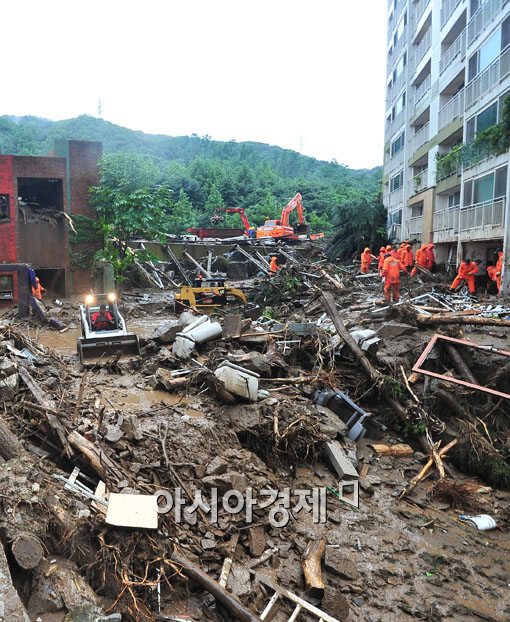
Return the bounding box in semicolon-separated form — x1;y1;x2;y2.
214;361;260;401
188;320;222;344
459;514;497;530
181;314;208;335
172;333;196;359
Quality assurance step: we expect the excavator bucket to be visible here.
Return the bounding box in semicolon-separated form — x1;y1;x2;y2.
77;333;141;365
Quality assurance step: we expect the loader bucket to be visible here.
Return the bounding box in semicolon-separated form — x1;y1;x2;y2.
77;334;141;365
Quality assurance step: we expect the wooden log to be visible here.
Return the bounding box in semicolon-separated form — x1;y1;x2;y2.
0;417;23;461
416;312;510;327
67;431;128;486
444;343;479;385
170;547;261;622
319;269;344;290
11;534;44;570
302;539;326;599
398;439;457;500
431;441;446;481
369;443;414;457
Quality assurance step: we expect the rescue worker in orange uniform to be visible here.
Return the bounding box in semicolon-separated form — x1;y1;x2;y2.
382;250;406;303
397;242;407;264
450;258;479;294
377;247;387;274
269;256;278;274
31;277;46;300
360;247;372;274
404;244;414;271
495;250;503;294
486;261;497;294
426;244;436;271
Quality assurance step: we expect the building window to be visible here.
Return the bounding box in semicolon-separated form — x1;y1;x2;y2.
465;165;508;205
393;52;407;82
466;101;499;141
390;171;404;192
411;204;423;218
468;27;506;81
0;275;14;300
0;195;9;221
448;191;461;208
391;131;405;156
392;91;406;119
388;209;402;226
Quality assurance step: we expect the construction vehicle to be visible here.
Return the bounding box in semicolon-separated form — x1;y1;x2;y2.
256;193;310;240
210;207;255;237
174;277;247;314
77;293;141;364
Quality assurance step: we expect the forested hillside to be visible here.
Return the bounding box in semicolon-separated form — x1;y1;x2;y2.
0;114;383;239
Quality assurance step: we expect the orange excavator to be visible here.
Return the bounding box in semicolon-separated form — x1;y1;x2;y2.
256;193;309;240
211;207;255;237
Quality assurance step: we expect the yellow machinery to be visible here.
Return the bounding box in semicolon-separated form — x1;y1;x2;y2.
174;278;247;314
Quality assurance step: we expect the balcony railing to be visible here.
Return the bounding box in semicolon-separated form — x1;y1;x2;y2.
433;207;460;242
406;215;424;236
465;46;510;110
389;186;404;207
413;0;431;28
388;31;408;74
385;107;406;139
388;70;407;102
414;74;431;106
440;0;463;28
409;169;429;195
440;28;466;74
385;146;405;172
410;122;430;154
459;198;505;234
413;28;432;69
438;88;465;131
468;0;505;47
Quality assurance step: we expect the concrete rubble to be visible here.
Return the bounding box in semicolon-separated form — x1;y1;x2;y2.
0;242;509;622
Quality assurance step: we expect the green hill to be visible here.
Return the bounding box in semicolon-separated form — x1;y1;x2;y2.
0;114;382;234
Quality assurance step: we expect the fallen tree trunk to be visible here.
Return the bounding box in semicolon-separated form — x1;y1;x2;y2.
170;547;261;622
68;431;130;486
444;343;479;385
302;539;326;599
416;312;510;327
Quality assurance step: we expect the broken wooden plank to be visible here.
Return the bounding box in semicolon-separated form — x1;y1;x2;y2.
369;443;414;457
302;539;326;599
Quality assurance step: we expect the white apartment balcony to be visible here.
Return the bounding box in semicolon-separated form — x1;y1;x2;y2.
388;186;405;207
405;215;424;237
388;32;408;75
412;0;432;30
410;122;430;154
413;28;432;71
459;198;505;239
433;207;460;242
388;71;407;103
385;147;405;173
440;0;463;28
465;46;510;111
385;107;407;140
467;0;507;48
440;28;466;75
409;169;429;195
413;74;432;108
438;88;465;131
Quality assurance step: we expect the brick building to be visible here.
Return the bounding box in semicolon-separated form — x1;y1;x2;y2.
0;140;102;305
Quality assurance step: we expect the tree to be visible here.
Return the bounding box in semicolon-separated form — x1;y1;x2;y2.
327;195;387;261
168;189;197;234
200;183;224;226
90;154;172;280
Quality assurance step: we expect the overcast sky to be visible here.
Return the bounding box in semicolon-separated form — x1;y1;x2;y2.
3;1;386;169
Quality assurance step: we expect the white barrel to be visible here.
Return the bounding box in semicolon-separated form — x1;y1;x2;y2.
189;321;223;344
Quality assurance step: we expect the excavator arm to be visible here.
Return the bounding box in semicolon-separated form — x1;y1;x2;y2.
280;193;305;227
210;207;251;234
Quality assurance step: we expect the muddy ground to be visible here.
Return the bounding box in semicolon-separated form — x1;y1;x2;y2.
1;271;510;622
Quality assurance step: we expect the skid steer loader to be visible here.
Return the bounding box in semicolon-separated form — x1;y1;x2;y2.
77;293;141;364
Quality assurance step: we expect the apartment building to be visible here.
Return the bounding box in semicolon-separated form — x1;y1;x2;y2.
383;0;510;291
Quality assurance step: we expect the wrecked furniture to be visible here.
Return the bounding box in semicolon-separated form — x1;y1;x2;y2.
315;391;369;441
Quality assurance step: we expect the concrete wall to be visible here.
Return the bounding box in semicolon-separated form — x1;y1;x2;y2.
0;156;17;263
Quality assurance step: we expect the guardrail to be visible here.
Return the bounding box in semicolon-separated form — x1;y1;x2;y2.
409;169;428;195
406;215;424;236
459;198;505;232
440;0;463;27
414;74;431;107
439;28;466;74
438;88;464;131
413;0;431;29
410;122;430;154
465;46;510;110
468;0;505;47
413;27;432;70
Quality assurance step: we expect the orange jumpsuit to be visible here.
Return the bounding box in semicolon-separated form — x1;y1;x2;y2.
377;247;386;274
269;257;278;274
31;278;46;300
426;244;435;270
360;248;372;274
397;243;406;264
450;261;478;294
404;245;414;270
382;254;406;302
495;252;503;294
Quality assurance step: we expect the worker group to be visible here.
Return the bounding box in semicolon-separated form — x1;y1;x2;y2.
360;244;504;303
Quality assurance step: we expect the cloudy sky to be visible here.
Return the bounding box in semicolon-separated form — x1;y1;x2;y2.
3;1;386;169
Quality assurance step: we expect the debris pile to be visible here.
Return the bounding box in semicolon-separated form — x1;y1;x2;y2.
1;244;510;621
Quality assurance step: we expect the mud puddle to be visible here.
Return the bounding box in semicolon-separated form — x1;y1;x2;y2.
98;386;204;417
